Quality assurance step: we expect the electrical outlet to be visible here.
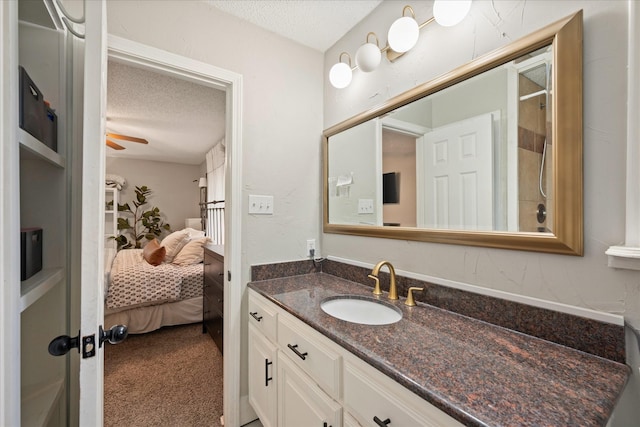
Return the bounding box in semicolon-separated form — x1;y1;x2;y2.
306;239;316;258
358;198;374;214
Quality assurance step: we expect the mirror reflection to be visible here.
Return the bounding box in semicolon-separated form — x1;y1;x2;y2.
328;46;553;234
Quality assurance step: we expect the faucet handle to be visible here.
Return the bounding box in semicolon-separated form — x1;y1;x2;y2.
405;287;424;306
368;274;383;295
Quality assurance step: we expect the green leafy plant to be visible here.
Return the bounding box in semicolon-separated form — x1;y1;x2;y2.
114;185;171;250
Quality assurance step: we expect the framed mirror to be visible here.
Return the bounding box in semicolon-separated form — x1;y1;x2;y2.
323;11;583;255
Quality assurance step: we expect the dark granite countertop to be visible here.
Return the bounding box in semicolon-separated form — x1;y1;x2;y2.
248;272;630;427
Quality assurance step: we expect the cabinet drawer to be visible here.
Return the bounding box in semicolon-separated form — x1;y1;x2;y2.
248;291;278;342
344;354;463;427
277;351;342;427
204;280;223;312
204;253;224;286
203;295;222;323
277;313;341;399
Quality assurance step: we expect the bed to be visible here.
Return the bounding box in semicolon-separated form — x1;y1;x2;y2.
104;230;209;334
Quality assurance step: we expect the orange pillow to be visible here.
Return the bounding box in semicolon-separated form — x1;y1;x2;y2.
142;239;166;266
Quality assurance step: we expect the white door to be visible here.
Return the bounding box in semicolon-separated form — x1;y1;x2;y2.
422;113;494;230
78;0;108;424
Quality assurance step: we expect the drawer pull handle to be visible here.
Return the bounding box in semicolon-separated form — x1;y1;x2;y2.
373;416;391;426
323;423;332;427
265;359;273;386
287;344;308;360
250;312;263;322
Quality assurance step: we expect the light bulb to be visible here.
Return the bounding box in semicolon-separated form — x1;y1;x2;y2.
355;43;381;72
387;16;419;53
329;62;352;89
433;0;472;27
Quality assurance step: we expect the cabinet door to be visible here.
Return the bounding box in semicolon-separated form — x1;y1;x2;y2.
248;324;278;427
278;351;342;427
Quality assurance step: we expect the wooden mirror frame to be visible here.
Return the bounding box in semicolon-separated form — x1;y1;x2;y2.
323;11;583;255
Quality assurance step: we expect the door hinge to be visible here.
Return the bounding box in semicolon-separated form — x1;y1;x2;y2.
227;270;231;281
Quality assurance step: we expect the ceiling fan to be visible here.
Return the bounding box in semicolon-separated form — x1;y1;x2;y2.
105;132;149;150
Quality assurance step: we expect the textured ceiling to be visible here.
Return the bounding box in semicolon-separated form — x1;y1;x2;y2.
205;0;383;52
106;1;382;165
106;61;226;165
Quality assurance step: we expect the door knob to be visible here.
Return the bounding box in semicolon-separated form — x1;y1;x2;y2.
100;324;128;347
48;331;80;356
48;325;128;358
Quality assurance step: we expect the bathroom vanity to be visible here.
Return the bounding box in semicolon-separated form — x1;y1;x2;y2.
247;269;629;426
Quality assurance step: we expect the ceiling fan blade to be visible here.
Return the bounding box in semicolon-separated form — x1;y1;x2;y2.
106;139;126;150
106;133;149;144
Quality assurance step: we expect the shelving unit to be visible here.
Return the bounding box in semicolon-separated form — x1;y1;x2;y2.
19;128;64;168
20;267;65;312
21;379;65;427
105;187;119;250
16;0;71;425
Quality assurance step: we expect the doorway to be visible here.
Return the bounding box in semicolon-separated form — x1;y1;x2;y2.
106;35;243;426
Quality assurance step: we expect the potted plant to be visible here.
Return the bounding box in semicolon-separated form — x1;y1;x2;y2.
114;185;171;249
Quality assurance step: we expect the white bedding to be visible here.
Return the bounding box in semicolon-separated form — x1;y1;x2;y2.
104;297;203;334
106;249;203;311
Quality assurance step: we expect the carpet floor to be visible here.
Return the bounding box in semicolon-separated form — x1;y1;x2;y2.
104;323;223;427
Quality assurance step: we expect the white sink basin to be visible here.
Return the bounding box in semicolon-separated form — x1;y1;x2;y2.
320;296;402;325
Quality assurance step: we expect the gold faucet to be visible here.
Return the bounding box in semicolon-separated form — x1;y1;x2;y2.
405;287;424;306
369;260;398;300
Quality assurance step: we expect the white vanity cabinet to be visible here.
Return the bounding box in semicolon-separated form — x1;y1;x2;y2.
247;289;463;427
248;290;342;427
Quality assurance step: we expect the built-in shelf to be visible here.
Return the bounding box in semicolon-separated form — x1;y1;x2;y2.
20;267;64;312
18;128;64;168
21;378;64;427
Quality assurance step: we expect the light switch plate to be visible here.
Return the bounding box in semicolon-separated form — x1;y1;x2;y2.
249;195;274;214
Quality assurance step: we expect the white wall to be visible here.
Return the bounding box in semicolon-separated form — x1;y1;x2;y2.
328;119;379;225
323;1;640;423
107;0;324;418
105;157;201;236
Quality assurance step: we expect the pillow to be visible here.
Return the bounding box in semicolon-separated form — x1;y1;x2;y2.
142;239;166;266
184;227;206;239
172;237;211;266
160;229;190;262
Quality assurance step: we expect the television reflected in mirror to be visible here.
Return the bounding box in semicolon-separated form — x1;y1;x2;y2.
382;172;399;204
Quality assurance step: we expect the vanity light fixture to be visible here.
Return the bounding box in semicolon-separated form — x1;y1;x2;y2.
329;1;472;89
387;5;420;53
355;32;382;72
329;52;353;89
433;0;472;27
